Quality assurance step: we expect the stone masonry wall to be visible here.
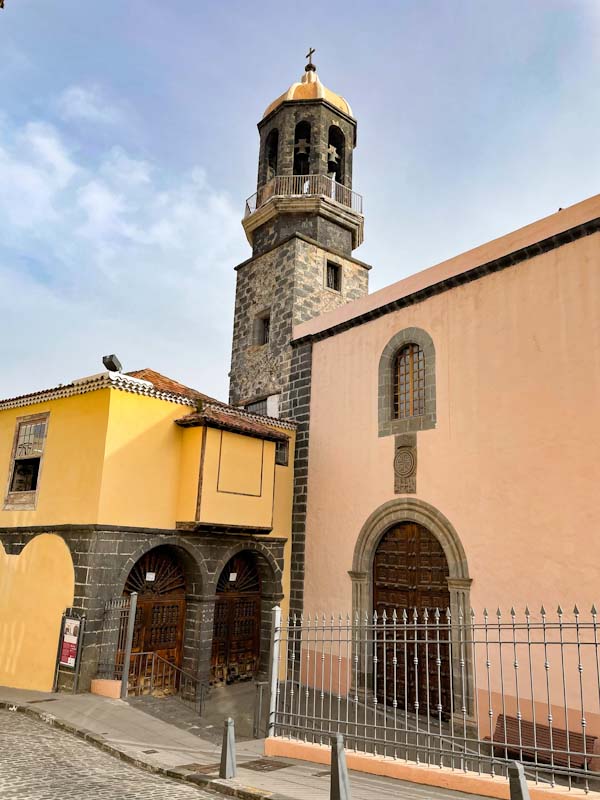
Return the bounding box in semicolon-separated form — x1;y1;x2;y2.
229;239;296;406
229;235;368;407
279;342;312;616
292;238;369;325
252;213;353;257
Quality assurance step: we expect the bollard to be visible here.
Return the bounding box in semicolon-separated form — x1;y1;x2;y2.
220;717;236;779
330;734;351;800
507;761;531;800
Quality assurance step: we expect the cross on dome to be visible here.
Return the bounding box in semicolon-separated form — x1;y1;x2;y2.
262;51;353;119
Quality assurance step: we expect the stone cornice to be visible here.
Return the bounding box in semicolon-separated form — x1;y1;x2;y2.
242;195;364;249
234;232;372;272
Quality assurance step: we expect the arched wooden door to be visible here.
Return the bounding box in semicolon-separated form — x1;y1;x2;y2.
373;522;451;714
211;553;261;683
123;547;186;672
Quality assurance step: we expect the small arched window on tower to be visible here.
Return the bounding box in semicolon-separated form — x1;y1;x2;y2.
293;121;311;177
265;129;279;182
327;125;345;187
393;344;425;419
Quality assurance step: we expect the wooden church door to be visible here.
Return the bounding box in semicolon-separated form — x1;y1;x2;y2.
211;553;261;683
373;523;451;715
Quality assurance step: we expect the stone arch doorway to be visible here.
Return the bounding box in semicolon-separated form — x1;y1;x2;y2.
122;545;187;672
211;552;261;683
351;498;473;718
373;522;452;713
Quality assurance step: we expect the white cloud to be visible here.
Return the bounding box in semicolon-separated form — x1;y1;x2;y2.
56;85;122;125
0;115;248;402
0;122;78;228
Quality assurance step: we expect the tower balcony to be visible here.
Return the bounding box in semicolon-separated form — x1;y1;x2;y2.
244;174;363;218
242;174;364;250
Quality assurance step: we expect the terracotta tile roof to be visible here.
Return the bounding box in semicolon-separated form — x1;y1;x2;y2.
176;404;291;442
127;369;220;405
0;370;202;411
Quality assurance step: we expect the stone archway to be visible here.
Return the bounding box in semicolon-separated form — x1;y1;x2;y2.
114;537;209;684
350;498;471;622
122;546;187;672
350;498;474;718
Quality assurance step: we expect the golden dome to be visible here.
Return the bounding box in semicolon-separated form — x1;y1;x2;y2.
262;64;353;119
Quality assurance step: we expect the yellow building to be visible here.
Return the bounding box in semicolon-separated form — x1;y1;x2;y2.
0;365;295;692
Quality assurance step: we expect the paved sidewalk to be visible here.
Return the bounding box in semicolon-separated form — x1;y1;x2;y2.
0;686;488;800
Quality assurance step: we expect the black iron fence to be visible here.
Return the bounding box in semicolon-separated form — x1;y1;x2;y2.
269;606;600;794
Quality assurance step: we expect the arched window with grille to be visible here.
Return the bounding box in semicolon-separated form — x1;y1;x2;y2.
378;327;436;436
393;343;425;419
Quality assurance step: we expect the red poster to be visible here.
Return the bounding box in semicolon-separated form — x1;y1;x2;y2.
59;617;80;668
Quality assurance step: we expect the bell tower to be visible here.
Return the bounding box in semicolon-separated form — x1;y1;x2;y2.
229;53;369;416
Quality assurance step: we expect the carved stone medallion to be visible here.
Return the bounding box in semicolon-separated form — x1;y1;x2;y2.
394;433;417;494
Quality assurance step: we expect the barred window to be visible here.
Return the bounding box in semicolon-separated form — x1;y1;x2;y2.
246;399;268;416
253;312;270;346
326;261;341;292
260;316;270;345
275;439;289;466
393;344;425;419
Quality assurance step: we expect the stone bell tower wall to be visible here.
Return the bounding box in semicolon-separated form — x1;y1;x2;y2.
251;213;354;257
229;235;369;407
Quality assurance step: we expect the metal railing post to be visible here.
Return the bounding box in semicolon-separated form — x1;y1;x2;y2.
120;592;137;700
253;681;268;739
268;605;282;738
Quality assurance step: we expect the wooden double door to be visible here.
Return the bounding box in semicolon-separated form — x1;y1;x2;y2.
373;522;451;715
211;553;261;683
122;547;186;691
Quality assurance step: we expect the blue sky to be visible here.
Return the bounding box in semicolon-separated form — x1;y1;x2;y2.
1;1;599;401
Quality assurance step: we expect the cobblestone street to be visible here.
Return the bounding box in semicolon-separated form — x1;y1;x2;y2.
0;711;214;800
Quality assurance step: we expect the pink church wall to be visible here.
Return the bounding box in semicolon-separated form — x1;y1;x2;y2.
302;231;600;618
300;230;600;738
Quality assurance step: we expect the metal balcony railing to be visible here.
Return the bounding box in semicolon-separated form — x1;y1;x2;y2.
244;174;363;218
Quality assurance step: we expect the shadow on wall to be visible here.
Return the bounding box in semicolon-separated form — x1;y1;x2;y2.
0;534;74;691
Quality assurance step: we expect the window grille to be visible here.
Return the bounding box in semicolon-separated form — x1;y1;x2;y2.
393;344;425;419
260;316;270;345
275;440;289;466
246;399;268;416
326;261;341;292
